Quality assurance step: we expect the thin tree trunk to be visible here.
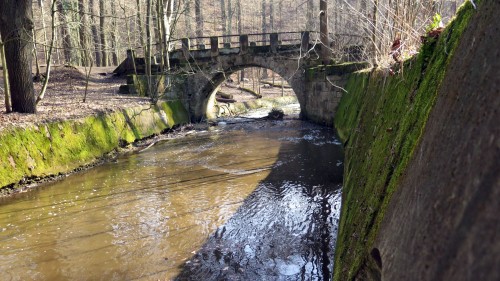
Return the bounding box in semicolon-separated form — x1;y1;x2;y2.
99;0;108;66
162;0;174;71
372;0;378;65
0;38;12;113
31;9;41;78
36;0;57;105
89;0;102;66
78;0;89;66
306;0;314;31
157;0;165;71
136;0;145;50
227;0;232;35
38;0;49;61
220;0;228;42
269;0;274;32
0;0;36;113
261;0;267;44
146;0;154;101
236;0;244;81
320;0;329;64
111;1;119;66
184;0;192;37
261;0;268;79
236;0;242;34
57;0;73;64
195;0;204;46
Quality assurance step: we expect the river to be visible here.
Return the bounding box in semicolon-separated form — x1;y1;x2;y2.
0;118;343;281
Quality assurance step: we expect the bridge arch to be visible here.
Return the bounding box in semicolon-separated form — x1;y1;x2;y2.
186;57;307;121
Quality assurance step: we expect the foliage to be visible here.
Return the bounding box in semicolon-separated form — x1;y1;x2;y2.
426;13;443;32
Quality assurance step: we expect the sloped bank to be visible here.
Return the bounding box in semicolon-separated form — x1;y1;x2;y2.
332;1;497;280
0;100;189;191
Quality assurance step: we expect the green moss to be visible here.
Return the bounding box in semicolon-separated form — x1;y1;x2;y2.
332;1;479;279
0;101;189;189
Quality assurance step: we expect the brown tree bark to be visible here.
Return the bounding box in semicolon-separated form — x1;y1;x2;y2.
89;0;102;66
0;0;36;113
78;0;90;66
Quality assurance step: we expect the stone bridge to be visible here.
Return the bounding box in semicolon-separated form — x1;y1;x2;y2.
115;32;368;124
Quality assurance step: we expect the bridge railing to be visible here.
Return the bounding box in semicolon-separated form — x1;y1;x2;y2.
169;31;320;53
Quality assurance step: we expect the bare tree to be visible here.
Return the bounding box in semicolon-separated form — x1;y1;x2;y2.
78;0;90;66
57;0;73;64
195;0;204;46
99;0;108;66
89;0;102;66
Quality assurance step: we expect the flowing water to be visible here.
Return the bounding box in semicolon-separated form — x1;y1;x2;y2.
0;119;343;281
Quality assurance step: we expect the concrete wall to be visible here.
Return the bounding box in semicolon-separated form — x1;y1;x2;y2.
333;1;499;280
0;101;189;190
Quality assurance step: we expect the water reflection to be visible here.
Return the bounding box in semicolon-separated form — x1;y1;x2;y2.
175;121;343;280
0;120;342;280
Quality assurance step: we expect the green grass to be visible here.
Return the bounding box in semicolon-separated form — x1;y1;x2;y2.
332;1;479;279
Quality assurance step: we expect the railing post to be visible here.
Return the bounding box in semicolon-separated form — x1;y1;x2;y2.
240;35;248;54
270;33;279;53
301;31;310;54
210;36;219;56
181;38;190;59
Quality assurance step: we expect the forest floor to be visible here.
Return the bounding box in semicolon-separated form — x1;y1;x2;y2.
0;66;296;133
0;65;150;133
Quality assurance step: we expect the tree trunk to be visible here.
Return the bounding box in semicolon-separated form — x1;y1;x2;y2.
227;0;232;35
306;0;314;31
162;0;175;70
269;0;274;32
261;0;267;44
99;0;108;66
89;0;102;66
195;0;204;46
136;0;145;50
0;0;36;113
57;0;73;64
111;1;119;66
220;0;228;42
0;36;12;113
38;0;49;61
184;0;192;37
320;0;329;64
236;0;242;34
78;0;89;66
145;0;154;100
372;0;378;65
236;0;244;81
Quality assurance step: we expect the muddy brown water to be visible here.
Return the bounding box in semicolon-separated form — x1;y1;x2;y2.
0;119;343;281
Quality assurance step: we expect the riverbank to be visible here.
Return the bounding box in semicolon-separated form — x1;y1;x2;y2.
0;100;190;194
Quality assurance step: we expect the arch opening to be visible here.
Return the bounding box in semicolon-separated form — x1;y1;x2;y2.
199;66;303;120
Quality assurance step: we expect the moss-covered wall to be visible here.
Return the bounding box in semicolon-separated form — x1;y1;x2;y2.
332;2;479;280
0;100;189;189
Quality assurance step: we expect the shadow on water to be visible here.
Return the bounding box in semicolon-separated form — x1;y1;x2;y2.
174;121;344;281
